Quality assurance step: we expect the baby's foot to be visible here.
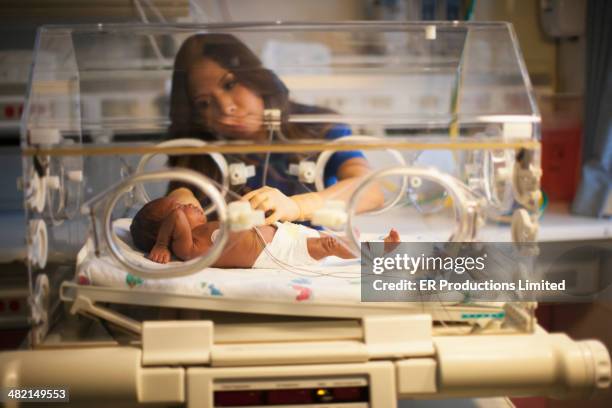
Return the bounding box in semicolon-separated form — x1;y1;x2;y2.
384;228;400;253
307;236;356;260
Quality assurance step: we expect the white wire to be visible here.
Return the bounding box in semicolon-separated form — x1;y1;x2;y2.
132;0;165;62
261;126;274;186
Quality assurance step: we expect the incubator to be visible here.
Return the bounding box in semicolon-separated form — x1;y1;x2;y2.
1;22;609;407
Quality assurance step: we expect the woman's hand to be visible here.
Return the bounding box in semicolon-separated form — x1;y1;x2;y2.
148;244;171;264
242;186;300;224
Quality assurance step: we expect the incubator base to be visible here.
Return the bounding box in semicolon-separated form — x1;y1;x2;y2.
1;316;609;407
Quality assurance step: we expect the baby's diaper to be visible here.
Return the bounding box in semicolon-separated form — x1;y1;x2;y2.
253;222;320;269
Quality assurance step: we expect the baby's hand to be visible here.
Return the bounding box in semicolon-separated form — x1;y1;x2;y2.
149;245;171;264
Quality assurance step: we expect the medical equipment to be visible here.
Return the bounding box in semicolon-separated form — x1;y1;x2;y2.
2;21;610;408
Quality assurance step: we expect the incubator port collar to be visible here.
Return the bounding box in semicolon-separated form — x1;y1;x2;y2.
579;340;612;393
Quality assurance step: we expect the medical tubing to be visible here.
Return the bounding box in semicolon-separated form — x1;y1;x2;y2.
134;138;229;215
103;168;229;279
346;166;474;251
314;136;408;215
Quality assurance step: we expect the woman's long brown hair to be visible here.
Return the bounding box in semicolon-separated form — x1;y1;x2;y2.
166;33;335;198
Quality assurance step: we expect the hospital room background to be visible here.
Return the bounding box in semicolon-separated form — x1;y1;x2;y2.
0;0;612;408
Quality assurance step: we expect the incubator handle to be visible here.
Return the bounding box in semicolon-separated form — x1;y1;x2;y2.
314;136;408;216
432;333;611;399
346;166;478;250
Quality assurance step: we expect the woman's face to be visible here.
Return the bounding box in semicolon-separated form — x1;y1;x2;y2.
188;58;265;140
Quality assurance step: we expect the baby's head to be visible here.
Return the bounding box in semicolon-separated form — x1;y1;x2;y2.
130;196;206;252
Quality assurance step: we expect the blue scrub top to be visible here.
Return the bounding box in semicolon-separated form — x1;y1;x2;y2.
243;125;364;195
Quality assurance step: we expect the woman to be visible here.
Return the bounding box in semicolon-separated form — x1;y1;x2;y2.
167;33;383;224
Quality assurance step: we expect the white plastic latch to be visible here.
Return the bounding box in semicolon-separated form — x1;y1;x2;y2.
311;200;348;229
28;219;48;269
503;122;533;140
67;170;83;183
29;128;61;145
30;274;49;325
45;175;61;190
263;109;282;126
229;163;255;185
228;201;265;231
425;25;437;40
288;161;316;184
26;171;46;213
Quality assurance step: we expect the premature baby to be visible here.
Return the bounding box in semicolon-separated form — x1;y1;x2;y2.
130;188;400;268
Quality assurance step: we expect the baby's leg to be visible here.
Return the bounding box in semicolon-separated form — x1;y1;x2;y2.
306;229;399;261
307;235;356;260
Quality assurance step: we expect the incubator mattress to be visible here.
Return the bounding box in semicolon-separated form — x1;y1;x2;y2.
76;219;366;304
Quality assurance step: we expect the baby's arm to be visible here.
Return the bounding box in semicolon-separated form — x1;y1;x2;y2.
148;210;178;263
169;209;213;261
149;208;207;263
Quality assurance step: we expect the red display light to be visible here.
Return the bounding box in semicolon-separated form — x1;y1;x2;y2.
4;105;15;118
214;390;263;406
267;389;313;404
8;300;19;312
333;386;364;401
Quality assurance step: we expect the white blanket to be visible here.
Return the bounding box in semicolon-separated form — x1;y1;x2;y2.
76;219;365;303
